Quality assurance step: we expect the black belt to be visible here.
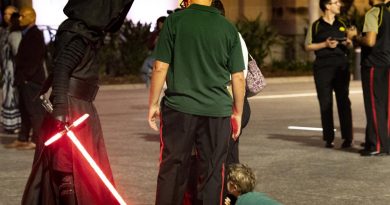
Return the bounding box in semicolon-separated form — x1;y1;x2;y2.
68;77;99;102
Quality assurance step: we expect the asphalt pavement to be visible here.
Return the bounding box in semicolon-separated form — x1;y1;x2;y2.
1;76;390;205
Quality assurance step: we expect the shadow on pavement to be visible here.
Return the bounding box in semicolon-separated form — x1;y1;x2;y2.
138;133;159;142
267;133;363;154
0;134;17;144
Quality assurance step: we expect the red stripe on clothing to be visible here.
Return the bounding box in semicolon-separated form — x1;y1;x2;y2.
159;113;164;165
370;67;381;152
388;70;390;137
219;163;225;205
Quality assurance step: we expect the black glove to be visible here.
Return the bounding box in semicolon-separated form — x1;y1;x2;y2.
54;114;68;124
51;114;69;132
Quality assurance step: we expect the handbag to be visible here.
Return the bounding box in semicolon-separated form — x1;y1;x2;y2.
246;54;266;97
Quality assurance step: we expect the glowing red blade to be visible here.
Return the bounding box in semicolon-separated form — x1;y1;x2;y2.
72;114;89;127
44;132;63;146
66;131;126;205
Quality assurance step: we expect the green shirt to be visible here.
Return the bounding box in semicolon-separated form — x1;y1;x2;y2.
236;192;282;205
154;4;244;117
361;4;390;67
363;7;381;33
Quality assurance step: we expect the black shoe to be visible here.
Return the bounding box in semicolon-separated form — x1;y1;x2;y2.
325;141;334;148
376;152;389;156
359;150;389;156
360;150;379;156
341;140;352;148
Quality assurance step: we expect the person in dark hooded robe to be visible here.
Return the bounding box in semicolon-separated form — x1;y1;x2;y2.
21;1;134;205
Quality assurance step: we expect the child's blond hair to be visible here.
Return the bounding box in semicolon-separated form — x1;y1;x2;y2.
226;163;256;194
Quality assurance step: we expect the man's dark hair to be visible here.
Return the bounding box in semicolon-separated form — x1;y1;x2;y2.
212;0;225;16
319;0;331;12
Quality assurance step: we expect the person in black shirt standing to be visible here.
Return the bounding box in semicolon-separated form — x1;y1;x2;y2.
305;0;353;149
348;0;390;156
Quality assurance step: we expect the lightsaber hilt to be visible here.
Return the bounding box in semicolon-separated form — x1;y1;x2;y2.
64;123;77;132
53;124;74;138
40;95;53;113
40;95;71;130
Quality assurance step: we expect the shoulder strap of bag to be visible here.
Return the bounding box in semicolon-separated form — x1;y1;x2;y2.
248;53;254;61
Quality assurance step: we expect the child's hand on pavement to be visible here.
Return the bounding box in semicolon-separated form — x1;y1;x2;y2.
224;197;231;205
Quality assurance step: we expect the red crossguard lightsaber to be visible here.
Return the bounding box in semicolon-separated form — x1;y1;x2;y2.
44;114;89;146
43;114;127;205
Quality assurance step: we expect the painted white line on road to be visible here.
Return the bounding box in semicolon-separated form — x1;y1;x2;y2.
250;90;362;100
288;126;336;132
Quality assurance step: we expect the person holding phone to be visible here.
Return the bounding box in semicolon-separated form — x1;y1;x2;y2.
305;0;354;149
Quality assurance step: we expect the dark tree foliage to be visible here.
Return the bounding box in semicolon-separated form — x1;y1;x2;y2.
236;15;283;66
96;20;152;76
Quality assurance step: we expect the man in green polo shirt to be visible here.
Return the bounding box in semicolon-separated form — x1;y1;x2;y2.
148;0;245;204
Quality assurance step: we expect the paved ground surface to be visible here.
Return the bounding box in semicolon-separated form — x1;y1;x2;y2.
1;76;390;205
